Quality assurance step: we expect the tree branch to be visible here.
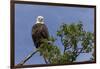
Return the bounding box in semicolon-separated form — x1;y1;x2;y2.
76;48;84;57
43;56;48;64
63;47;66;53
60;35;67;54
17;50;39;66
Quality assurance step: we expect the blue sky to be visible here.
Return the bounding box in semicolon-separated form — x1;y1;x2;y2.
15;4;94;65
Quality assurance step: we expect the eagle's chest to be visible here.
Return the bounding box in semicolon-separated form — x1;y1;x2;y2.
34;24;43;33
32;24;44;36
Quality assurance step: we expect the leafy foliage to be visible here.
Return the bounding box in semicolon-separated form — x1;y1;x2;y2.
38;21;94;64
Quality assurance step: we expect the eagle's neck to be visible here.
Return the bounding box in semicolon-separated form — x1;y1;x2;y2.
36;21;44;24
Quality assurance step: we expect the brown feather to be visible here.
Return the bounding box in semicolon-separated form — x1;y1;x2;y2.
32;23;49;48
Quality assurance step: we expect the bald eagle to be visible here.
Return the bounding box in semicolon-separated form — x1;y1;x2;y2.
32;16;49;48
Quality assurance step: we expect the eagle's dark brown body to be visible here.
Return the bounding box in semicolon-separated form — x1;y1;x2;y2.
32;23;49;48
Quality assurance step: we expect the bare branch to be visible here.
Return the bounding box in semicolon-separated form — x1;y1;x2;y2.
76;48;84;57
43;56;48;64
17;50;39;66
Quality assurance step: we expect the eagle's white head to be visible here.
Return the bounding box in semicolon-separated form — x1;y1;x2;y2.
36;16;44;24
